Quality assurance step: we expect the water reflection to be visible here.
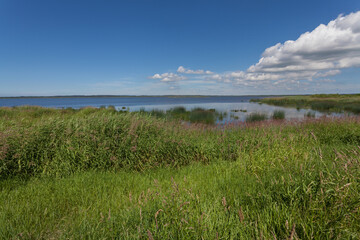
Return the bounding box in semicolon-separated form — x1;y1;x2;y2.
121;102;338;123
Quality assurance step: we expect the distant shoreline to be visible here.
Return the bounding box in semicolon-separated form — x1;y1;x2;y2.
0;94;286;99
1;93;360;99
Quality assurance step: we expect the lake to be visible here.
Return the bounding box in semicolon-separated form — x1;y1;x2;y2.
0;96;335;122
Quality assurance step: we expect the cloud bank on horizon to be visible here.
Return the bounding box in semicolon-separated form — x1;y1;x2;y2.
150;11;360;91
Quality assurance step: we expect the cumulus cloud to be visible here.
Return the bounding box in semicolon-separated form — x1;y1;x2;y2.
248;11;360;75
149;66;213;85
150;11;360;91
149;72;187;82
207;11;360;89
177;66;213;74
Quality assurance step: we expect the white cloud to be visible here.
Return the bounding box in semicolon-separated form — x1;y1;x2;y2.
207;11;360;89
150;11;360;92
248;11;360;75
314;69;341;78
149;72;187;82
149;66;214;86
177;66;213;74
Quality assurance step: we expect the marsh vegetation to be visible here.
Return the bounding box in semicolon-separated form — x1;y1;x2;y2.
0;106;359;239
251;94;360;114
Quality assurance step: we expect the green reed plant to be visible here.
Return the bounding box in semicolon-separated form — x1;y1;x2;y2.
149;109;166;118
344;103;360;114
305;111;316;118
245;112;267;122
189;108;216;124
141;106;220;124
272;110;285;120
167;106;187;115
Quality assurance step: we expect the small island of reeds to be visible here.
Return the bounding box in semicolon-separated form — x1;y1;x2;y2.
251;93;360;114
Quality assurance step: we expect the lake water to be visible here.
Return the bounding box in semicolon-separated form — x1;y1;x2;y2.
0;96;334;122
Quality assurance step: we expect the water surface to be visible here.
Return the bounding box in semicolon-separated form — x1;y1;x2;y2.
0;96;337;122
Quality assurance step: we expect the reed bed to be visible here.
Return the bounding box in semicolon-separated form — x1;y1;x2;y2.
0;106;360;239
139;107;222;124
252;94;360;114
245;112;268;122
272;110;285;120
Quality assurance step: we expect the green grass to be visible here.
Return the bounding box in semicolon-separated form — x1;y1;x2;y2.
1;106;360;239
251;94;360;114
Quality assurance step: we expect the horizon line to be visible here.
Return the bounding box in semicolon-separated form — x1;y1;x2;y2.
0;93;330;99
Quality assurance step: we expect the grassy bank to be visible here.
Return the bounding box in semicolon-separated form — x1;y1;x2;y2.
1;106;360;239
251;94;360;114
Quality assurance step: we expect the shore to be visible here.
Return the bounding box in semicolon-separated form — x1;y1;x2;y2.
251;94;360;114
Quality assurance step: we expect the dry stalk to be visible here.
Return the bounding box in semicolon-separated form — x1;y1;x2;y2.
288;223;296;240
238;207;244;223
147;230;154;240
155;209;163;229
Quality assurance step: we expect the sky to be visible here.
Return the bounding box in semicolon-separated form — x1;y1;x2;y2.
1;0;360;96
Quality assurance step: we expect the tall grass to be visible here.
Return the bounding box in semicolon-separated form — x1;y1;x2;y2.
246;112;268;122
189;108;216;124
272;110;285;120
1;106;360;238
344;103;360;114
139;106;218;124
149;109;166;118
305;111;316;118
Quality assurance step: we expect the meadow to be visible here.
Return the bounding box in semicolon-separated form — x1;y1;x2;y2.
0;106;359;239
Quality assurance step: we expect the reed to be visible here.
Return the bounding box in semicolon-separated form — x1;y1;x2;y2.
253;94;360;114
272;110;285;120
139;106;219;124
189;108;216;124
305;111;315;118
0;106;360;239
246;112;268;122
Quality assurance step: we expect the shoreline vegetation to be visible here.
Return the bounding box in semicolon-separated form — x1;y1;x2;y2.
1;105;360;238
0;94;275;99
251;93;360;114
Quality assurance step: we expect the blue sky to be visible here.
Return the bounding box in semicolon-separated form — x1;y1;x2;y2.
1;0;360;96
